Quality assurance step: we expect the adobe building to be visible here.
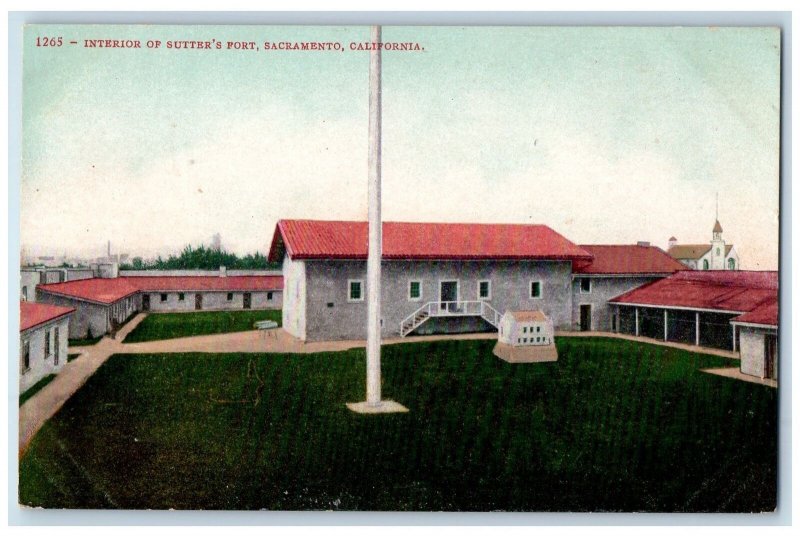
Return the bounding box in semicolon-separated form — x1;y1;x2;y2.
609;270;778;381
267;219;684;343
36;275;283;339
19;301;74;392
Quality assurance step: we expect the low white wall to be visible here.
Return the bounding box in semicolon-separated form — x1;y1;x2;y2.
143;290;281;312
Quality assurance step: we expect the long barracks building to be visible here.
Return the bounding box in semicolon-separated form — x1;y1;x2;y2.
36;275;283;339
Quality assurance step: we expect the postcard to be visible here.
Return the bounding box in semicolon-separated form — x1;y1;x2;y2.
17;24;780;512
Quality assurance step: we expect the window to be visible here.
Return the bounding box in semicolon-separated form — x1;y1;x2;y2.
536;326;541;333
703;259;709;270
22;340;30;372
21;286;27;300
267;292;273;300
478;280;491;300
408;280;422;301
716;248;721;255
227;293;234;301
530;281;542;299
728;258;736;270
160;293;168;302
178;293;185;301
54;328;60;365
348;280;364;302
523;338;528;343
579;278;591;293
44;329;51;357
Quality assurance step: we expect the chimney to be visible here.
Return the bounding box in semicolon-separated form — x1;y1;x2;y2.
637;241;650;247
219;266;227;278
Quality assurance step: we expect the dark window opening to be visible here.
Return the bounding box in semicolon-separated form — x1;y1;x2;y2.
580;278;591;293
22;341;30;372
530;281;542;298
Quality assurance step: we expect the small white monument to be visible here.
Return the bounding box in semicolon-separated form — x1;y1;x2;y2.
493;310;558;363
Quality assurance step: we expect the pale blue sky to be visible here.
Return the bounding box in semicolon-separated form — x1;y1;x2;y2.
21;25;780;268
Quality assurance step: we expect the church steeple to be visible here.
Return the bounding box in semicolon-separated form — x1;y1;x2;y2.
713;219;723;241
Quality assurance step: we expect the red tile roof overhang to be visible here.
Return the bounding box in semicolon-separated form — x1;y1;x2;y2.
20;301;75;333
574;244;686;275
730;298;778;328
268;219;594;264
37;276;283;305
608;270;778;318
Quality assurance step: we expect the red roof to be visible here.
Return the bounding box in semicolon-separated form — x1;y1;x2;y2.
731;297;778;327
268;219;593;262
38;278;140;304
574;245;686;275
20;301;74;332
609;270;778;314
37;276;283;305
125;276;283;293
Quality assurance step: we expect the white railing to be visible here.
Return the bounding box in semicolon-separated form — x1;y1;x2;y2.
480;302;502;329
400;300;502;337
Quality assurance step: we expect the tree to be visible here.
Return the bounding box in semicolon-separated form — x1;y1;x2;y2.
119;245;280;270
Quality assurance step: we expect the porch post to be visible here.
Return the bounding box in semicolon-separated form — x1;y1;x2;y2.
695;311;700;346
663;309;668;341
616;305;620;333
635;307;639;337
732;324;737;352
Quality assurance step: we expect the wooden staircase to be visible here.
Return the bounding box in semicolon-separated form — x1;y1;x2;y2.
400;301;501;337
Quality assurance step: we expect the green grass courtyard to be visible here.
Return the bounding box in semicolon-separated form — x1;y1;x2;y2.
19;337;776;511
123;309;282;343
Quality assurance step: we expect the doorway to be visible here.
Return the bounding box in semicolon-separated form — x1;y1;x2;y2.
142;294;150;311
764;334;777;379
195;293;203;310
243;292;252;309
580;304;592;332
440;281;458;313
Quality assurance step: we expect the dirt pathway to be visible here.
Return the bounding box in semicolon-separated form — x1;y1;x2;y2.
118;328;497;355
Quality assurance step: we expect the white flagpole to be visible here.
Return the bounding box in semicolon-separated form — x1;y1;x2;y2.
366;24;383;406
347;25;407;414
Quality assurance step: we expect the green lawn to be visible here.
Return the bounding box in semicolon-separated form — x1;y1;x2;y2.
19;337;776;511
19;374;56;406
68;336;103;347
123;310;282;343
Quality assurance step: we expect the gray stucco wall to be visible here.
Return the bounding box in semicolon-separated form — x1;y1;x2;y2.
20;316;70;392
36;290;112;339
143;290;280;312
20;271;41;301
571;276;662;332
302;259;573;342
739;326;777;378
